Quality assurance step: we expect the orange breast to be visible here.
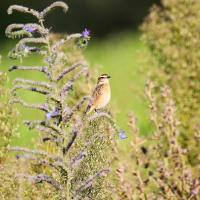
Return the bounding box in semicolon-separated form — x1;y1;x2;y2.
94;84;111;109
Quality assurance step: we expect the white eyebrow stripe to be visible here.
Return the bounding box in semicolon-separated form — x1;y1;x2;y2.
100;75;108;78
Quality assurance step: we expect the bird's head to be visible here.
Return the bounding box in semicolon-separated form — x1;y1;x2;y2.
97;74;111;84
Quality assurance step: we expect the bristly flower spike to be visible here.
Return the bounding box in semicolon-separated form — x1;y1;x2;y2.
6;2;117;199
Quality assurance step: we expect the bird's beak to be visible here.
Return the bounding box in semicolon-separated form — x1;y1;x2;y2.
107;75;111;79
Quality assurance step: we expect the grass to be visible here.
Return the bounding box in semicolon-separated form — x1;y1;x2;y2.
0;31;151;148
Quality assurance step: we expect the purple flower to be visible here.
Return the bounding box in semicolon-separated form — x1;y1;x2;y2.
119;130;127;140
46;108;60;120
82;28;90;37
46;112;52;120
23;25;37;33
51;109;60;117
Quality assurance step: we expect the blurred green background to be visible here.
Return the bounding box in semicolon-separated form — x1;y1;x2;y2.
0;0;159;147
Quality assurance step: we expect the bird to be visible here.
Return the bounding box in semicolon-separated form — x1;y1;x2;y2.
85;74;111;114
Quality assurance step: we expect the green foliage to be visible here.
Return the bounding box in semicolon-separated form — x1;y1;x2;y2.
69;116;116;199
0;71;18;163
0;161;20;200
141;0;200;164
0;61;19;199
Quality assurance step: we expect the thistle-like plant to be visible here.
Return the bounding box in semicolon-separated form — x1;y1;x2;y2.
115;82;200;200
6;1;117;199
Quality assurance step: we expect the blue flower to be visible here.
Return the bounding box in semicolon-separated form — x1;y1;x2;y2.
46;108;60;120
78;28;91;48
82;28;90;38
23;25;37;33
119;130;127;140
46;112;52;120
51;109;60;117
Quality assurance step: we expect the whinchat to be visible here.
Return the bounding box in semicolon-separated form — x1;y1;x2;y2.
85;74;111;114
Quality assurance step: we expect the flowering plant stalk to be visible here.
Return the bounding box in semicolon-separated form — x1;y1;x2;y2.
6;1;117;199
115;81;200;200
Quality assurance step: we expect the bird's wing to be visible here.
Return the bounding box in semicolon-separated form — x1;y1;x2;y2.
92;83;104;99
85;84;104;113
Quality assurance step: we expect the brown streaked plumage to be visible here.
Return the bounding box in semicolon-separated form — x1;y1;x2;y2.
85;74;111;114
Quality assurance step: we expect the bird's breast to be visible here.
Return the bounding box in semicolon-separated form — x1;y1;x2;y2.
95;84;111;109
